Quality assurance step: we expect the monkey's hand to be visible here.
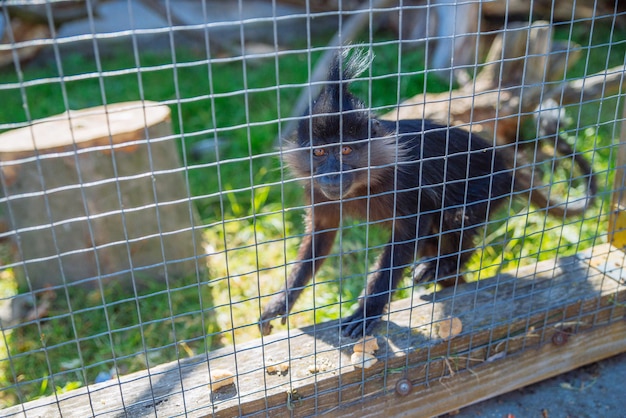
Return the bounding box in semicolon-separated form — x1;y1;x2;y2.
340;306;381;339
259;297;288;336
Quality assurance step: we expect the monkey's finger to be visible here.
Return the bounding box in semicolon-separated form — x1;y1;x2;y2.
259;318;274;336
280;316;287;325
341;316;366;339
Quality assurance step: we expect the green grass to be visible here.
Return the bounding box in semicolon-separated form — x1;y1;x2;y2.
0;21;624;407
0;275;218;408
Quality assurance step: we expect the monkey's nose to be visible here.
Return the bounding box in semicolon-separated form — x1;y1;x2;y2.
318;173;342;187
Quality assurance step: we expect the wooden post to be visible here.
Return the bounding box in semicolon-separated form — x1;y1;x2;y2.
0;101;203;290
609;102;626;249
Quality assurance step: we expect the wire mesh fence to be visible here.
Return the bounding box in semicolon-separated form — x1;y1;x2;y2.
0;0;624;416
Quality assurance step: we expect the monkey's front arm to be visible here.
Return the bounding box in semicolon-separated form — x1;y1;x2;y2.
260;204;339;335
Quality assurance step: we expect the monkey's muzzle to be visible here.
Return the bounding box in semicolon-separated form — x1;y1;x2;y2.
316;172;354;200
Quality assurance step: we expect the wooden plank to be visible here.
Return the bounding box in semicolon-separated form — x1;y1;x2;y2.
3;244;625;417
332;320;626;418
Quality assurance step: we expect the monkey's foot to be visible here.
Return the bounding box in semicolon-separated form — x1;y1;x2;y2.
340;309;380;339
413;261;466;287
412;261;438;283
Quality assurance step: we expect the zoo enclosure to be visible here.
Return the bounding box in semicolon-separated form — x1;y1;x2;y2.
0;0;625;416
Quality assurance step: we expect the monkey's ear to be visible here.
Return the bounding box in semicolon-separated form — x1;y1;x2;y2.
370;119;389;139
281;131;301;152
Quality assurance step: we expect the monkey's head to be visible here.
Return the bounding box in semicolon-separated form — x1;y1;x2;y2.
284;49;401;201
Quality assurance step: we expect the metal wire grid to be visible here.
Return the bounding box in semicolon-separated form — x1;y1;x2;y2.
0;0;623;416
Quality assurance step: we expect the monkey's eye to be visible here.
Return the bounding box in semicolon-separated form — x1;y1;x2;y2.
313;148;326;157
341;146;353;155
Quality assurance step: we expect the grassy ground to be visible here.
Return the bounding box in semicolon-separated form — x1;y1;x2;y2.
0;20;623;408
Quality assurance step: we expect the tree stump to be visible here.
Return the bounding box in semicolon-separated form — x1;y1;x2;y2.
0;101;203;290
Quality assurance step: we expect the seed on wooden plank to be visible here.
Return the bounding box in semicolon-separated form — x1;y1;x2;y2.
352;335;379;354
437;317;463;340
208;369;235;391
351;352;378;369
266;361;289;375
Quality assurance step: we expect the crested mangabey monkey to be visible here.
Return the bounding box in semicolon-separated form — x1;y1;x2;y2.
260;49;581;338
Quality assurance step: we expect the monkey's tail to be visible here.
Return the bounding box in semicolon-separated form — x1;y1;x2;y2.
509;143;597;217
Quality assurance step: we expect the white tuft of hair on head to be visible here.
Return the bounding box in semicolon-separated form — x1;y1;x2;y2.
341;47;375;80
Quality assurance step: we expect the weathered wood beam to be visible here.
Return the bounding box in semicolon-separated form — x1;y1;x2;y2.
382;65;624;142
332;320;626;417
4;244;625;417
481;0;615;22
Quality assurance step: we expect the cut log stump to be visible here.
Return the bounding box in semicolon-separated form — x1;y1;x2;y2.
0;101;203;290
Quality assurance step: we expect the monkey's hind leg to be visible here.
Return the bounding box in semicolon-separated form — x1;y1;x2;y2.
413;227;478;287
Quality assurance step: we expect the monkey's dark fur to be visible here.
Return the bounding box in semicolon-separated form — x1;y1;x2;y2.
260;50;585;338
